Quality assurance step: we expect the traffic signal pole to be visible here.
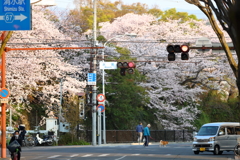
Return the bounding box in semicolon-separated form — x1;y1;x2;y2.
0;31;13;158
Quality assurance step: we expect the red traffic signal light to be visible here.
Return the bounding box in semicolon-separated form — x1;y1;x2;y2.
181;44;189;60
128;62;135;68
181;44;189;53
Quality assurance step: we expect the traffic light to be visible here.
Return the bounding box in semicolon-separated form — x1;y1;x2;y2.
166;44;190;61
117;62;136;76
181;44;190;60
166;44;175;61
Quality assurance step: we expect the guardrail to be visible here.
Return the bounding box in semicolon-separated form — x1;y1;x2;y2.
83;130;194;143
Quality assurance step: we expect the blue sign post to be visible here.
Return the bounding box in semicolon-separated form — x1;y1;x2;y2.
97;104;105;112
0;88;10;98
88;73;96;85
0;0;31;31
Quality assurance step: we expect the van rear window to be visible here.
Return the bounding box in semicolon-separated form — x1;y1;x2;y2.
197;126;218;136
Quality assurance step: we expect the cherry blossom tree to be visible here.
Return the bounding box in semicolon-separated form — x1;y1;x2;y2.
98;13;235;129
185;0;240;96
1;6;87;127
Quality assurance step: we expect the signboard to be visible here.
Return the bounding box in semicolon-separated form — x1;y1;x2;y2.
100;62;117;69
87;73;96;85
0;0;31;31
96;94;105;102
0;98;9;103
0;88;10;98
97;104;105;112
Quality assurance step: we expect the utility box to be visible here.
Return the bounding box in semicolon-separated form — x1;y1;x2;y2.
59;122;70;132
46;118;58;135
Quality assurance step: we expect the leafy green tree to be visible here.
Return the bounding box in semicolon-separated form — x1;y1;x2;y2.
94;46;158;130
194;91;240;129
62;95;82;142
160;8;199;22
148;7;163;19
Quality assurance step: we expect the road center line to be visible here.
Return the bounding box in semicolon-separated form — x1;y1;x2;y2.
82;154;93;157
115;155;126;160
70;154;79;157
48;155;61;158
99;154;109;156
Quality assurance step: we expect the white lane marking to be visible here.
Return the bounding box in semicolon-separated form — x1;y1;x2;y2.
48;155;61;158
115;156;126;160
70;154;79;157
98;154;109;157
32;156;44;159
132;154;140;156
82;154;93;157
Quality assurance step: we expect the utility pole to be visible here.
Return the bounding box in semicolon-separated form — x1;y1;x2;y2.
92;0;97;146
57;78;63;146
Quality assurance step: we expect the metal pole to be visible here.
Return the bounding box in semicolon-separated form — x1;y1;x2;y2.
98;108;101;145
1;51;6;158
10;104;12;128
60;79;63;118
102;48;106;144
57;78;63;146
92;0;97;146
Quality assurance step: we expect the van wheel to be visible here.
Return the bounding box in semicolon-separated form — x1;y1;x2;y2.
194;151;199;154
213;146;220;155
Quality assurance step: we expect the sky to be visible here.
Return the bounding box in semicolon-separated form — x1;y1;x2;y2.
53;0;206;19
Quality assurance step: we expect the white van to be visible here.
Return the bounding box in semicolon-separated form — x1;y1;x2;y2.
192;122;240;155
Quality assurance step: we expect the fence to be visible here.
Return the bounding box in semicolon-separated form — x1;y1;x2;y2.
84;130;194;143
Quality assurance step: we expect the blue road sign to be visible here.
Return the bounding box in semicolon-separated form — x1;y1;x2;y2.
87;73;96;85
97;104;105;112
0;88;10;98
0;0;31;31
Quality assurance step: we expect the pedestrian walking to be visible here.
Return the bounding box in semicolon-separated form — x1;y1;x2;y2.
143;124;151;147
136;122;144;143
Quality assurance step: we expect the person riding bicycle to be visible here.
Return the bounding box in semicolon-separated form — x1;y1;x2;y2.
9;130;22;160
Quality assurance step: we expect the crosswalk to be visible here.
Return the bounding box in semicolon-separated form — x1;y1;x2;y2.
21;153;159;159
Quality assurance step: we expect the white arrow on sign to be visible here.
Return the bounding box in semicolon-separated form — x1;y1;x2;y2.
15;14;27;21
0;14;27;22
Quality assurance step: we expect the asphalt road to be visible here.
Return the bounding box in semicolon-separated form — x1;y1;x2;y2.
4;142;237;160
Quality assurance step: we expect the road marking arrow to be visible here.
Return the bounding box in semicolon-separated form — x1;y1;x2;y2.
15;14;27;21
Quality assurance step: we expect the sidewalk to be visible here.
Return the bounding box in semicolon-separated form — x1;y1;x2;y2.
100;141;192;146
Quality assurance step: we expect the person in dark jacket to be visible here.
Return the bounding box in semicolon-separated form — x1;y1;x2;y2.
136;122;144;143
18;125;26;145
9;130;21;160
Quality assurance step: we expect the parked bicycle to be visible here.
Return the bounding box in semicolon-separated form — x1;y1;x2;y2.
22;135;35;148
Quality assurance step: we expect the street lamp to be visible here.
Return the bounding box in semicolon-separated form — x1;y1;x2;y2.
101;33;136;144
